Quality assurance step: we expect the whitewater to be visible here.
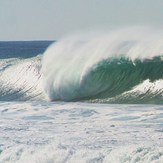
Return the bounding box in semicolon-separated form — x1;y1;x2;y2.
0;27;163;163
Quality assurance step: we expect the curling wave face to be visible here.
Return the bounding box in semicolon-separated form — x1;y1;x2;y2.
42;27;163;104
0;56;44;101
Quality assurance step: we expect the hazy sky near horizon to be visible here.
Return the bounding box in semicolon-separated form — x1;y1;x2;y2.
0;0;163;40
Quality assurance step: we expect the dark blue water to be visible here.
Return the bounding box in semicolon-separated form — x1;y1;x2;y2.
0;41;53;59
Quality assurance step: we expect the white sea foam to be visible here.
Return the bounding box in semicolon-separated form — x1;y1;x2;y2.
0;102;163;162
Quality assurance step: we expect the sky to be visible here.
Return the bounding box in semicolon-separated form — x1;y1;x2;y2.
0;0;163;41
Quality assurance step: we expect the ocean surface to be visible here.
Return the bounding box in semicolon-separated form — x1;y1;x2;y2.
0;28;163;163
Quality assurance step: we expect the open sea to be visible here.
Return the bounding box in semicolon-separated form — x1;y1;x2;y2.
0;28;163;163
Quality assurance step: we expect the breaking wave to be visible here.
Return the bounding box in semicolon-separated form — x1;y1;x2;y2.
42;27;163;104
0;27;163;103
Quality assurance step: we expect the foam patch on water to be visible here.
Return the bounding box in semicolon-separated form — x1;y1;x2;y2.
1;144;163;163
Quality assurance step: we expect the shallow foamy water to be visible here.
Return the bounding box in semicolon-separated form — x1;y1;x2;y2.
0;102;163;163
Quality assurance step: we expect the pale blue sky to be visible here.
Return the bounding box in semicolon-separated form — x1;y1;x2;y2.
0;0;163;40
